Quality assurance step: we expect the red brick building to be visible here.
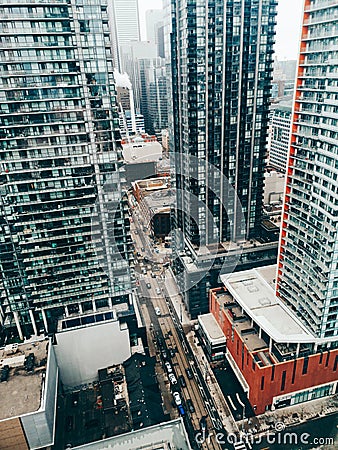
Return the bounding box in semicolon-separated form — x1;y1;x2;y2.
210;266;338;415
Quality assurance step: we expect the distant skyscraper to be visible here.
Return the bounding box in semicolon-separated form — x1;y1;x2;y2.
145;9;165;43
120;41;157;114
120;42;167;136
166;0;278;316
115;71;138;134
277;0;338;339
138;58;168;136
108;0;141;71
268;101;292;172
0;0;132;339
145;9;165;58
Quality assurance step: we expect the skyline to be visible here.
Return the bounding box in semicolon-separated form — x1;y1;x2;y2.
138;0;303;61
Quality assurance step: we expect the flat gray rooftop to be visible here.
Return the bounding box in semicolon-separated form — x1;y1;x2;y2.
72;419;191;450
198;313;226;344
0;339;48;420
221;265;316;344
144;190;175;210
122;140;162;163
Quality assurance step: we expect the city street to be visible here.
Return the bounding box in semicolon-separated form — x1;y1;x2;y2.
130;205;227;450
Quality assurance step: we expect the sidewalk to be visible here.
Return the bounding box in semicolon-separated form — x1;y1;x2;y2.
241;395;338;436
186;329;239;434
163;268;191;326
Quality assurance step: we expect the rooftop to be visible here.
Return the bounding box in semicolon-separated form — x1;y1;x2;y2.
0;339;49;420
144;189;175;211
198;313;226;344
122;139;162;163
220;266;319;344
133;176;170;193
72;419;191;450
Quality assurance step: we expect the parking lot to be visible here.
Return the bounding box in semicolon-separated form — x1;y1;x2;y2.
213;361;254;421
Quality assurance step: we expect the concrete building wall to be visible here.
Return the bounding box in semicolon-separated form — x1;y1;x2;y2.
264;171;285;205
210;289;338;414
54;321;130;388
21;344;58;449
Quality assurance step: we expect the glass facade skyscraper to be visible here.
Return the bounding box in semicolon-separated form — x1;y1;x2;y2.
277;0;338;340
169;0;277;244
0;0;132;339
107;0;141;72
166;0;278;316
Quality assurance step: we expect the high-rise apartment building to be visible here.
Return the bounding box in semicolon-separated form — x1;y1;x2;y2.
170;0;277;244
0;0;132;340
166;0;278;316
207;0;338;417
108;0;141;71
277;0;338;340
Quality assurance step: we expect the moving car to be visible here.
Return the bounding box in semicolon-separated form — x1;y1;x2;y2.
178;375;186;387
186;399;195;413
155;307;161;316
156;287;161;294
185;367;193;379
169;347;175;358
146;282;151;289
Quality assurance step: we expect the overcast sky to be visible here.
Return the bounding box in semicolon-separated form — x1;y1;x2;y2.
138;0;304;61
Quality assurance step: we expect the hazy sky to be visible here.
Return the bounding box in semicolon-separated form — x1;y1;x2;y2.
138;0;304;61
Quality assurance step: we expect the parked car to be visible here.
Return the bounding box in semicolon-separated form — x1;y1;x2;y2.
168;373;177;385
178;404;185;416
165;362;173;373
71;392;79;407
173;391;182;406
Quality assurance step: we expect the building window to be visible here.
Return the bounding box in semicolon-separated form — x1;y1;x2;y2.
260;376;265;390
281;370;286;391
302;357;308;375
325;352;330;367
292;360;297;383
333;356;338;372
319;352;323;364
